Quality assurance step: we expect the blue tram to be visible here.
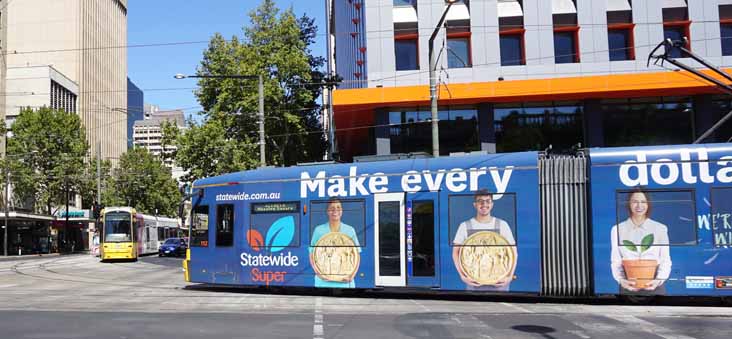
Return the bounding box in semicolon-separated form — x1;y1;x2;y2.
182;143;732;299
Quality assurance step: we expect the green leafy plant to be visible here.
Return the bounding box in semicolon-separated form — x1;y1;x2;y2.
622;233;654;257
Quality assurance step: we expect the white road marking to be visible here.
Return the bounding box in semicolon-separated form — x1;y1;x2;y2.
606;314;697;339
313;297;324;339
567;330;591;338
500;302;534;313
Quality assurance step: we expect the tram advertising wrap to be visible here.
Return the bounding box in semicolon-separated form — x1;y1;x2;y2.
188;152;540;292
185;143;732;299
590;145;732;297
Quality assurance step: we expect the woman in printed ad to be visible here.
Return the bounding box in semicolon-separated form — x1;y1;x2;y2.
309;198;361;288
452;189;517;291
610;189;672;293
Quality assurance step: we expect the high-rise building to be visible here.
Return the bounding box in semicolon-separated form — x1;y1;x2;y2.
328;0;732;161
127;78;144;149
2;0;128;161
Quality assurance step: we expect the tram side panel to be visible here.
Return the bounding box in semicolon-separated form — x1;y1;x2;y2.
189;152;541;291
589;144;732;297
437;159;541;293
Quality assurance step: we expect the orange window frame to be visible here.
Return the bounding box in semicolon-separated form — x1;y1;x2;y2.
553;26;580;63
607;23;635;60
663;20;691;51
499;28;526;65
394;32;419;69
446;31;472;68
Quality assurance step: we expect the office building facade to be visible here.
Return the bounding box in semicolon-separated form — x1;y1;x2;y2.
328;0;732;161
3;0;128;161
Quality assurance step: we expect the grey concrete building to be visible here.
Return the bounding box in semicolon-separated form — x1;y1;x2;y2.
2;0;128;162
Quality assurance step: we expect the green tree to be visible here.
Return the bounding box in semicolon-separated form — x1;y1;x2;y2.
166;119;256;183
3;107;89;214
190;0;326;169
106;148;181;216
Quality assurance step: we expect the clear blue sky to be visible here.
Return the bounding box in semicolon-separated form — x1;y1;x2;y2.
127;0;326;119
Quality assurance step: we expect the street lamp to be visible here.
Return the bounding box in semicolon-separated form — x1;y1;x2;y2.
174;73;266;168
429;0;459;157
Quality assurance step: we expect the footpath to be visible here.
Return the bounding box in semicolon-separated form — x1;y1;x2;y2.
0;252;89;262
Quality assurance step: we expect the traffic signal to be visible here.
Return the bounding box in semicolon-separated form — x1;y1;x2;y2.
92;202;103;220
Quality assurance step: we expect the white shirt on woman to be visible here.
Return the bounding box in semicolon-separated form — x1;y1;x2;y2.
610;218;672;283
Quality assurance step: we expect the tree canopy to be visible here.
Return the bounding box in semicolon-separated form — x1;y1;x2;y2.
3;107;89;214
170;0;327;183
105;147;181;216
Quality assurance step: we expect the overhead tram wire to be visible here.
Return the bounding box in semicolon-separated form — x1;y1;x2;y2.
1;18;731;52
3;37;728;96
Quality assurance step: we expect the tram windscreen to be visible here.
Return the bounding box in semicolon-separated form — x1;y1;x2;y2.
104;212;132;242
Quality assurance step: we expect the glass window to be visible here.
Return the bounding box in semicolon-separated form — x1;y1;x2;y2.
216;204;234;247
448;193;517;247
494;102;583;152
393;0;416;6
709;97;732;142
500;34;524;66
722;24;732;56
447;37;471;68
310;200;366;247
601;97;693;147
554;31;577;63
608;28;633;61
190;205;209;247
615;190;697;247
395;39;419;71
721;5;732;56
663;26;687;58
711;187;732;247
412;200;435;277
104;211;132;243
389;107;479;155
378;201;401;276
249;202;300;250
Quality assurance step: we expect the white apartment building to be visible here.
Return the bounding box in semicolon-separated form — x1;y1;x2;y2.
133;109;187;183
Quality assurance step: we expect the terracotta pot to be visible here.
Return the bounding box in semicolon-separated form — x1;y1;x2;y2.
622;259;658;288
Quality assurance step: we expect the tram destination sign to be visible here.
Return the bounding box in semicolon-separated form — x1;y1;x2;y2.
252;202;299;214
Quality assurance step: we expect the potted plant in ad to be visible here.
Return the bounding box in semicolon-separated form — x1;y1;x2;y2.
621;233;658;289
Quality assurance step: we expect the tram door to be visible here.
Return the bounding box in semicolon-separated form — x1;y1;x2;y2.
374;193;406;287
406;192;439;288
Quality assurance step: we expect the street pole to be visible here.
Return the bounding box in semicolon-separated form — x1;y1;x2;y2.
258;75;265;168
3;162;8;257
97;140;101;204
174;73;267;167
429;0;457;158
64;176;69;253
325;0;337;161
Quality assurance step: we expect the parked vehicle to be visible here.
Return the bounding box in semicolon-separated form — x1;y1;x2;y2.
159;238;187;257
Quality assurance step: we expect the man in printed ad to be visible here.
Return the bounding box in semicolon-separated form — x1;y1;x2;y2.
611;189;672;293
309;198;361;288
452;189;517;291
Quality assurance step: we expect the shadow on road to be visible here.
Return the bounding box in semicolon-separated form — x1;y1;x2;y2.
182;283;730;307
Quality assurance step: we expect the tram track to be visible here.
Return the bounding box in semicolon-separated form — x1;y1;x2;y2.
5;256;186;290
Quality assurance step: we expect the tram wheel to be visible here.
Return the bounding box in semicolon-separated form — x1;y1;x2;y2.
621;294;655;305
722;297;732;306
